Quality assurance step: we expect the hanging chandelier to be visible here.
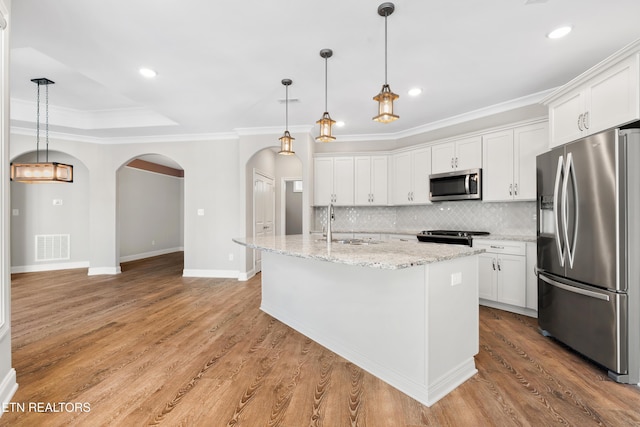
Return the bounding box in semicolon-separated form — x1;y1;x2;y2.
372;2;399;124
278;78;295;155
10;78;73;183
316;49;336;142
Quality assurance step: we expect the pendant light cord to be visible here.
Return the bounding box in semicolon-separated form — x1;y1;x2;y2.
46;82;49;162
285;83;289;131
35;82;40;163
324;56;328;112
384;12;388;85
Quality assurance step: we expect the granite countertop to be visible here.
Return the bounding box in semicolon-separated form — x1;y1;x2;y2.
473;234;536;243
233;234;484;270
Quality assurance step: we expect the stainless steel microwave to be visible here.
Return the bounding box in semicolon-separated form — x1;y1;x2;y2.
429;168;482;201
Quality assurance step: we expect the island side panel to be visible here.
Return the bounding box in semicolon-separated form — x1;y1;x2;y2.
425;255;479;404
260;251;428;397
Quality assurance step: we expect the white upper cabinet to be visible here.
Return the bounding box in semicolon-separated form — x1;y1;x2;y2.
354;156;388;205
431;136;482;174
391;147;431;205
483;122;548;202
313;157;354;206
546;49;640;148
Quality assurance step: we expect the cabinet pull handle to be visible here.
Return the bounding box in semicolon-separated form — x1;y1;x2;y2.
455;157;459;168
509;184;513;196
583;111;589;129
492;259;496;271
490;245;504;249
497;259;502;271
577;113;584;131
411;191;414;201
451;157;454;168
514;183;518;196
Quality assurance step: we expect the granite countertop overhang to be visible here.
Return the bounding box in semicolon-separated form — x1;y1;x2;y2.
233;235;484;270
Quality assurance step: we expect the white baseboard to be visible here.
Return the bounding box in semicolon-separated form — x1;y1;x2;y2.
238;268;257;281
182;269;238;278
11;261;89;274
119;247;184;263
87;266;122;276
0;368;17;417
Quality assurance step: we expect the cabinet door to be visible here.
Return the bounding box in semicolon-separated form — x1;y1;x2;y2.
412;148;431;204
587;54;640;136
354;156;372;205
514;122;548;201
391;152;413;205
314;157;334;206
455;136;482;171
332;157;354;205
478;253;498;301
431;142;455;174
370;156;388;205
482;130;514;202
549;90;585;148
496;254;526;307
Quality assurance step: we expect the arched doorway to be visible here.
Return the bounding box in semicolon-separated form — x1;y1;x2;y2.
245;147;302;272
116;154;184;271
9;150;90;273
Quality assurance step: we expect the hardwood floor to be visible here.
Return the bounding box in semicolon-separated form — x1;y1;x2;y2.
3;252;640;426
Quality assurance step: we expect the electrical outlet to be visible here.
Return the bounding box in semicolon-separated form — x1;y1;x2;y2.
152;240;155;246
197;209;205;216
451;272;462;286
228;253;234;261
12;209;19;216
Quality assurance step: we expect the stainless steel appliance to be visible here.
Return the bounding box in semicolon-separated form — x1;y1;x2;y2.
429;168;482;202
417;230;489;247
536;127;640;384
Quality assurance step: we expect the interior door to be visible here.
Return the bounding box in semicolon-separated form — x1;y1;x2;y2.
254;171;275;272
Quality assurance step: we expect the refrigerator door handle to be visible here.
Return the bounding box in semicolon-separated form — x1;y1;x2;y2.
539;273;610;301
554;155;565;266
562;153;579;269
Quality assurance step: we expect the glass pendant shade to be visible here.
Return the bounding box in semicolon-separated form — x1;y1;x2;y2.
316;112;336;142
10;162;73;183
278;131;295;155
373;84;399;123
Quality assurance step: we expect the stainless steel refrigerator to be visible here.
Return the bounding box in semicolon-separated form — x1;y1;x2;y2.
537;127;640;384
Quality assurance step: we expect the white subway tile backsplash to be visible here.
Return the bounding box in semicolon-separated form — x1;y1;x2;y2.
314;201;536;236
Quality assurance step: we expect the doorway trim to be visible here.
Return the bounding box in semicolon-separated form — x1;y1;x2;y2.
252;168;275;273
280;176;302;236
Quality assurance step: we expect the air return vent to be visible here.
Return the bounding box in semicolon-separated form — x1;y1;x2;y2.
35;234;70;261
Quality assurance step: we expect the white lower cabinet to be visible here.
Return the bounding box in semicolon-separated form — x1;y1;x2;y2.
476;239;534;315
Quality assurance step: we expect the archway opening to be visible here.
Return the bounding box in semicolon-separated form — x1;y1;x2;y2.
116;154;185;272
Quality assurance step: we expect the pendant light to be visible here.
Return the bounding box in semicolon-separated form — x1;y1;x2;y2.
278;79;295;155
10;78;73;183
316;49;336;142
372;2;399;124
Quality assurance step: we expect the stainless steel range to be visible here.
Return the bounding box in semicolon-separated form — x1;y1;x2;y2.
416;230;490;247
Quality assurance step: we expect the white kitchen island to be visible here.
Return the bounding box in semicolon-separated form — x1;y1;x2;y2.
233;235;483;407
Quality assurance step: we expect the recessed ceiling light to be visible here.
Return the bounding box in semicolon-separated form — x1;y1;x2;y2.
547;26;572;39
139;68;157;78
335;121;345;127
408;88;422;97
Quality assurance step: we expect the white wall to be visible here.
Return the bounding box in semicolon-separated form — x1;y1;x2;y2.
10;151;90;272
9;133;242;278
117;166;184;261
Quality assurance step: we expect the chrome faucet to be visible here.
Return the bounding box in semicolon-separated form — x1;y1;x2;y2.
326;203;334;244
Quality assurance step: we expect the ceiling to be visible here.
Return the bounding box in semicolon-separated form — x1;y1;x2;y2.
9;0;640;142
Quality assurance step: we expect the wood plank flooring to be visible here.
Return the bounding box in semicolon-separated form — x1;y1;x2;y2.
3;252;640;426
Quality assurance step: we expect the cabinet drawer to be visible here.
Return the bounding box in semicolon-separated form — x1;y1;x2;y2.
474;239;526;256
